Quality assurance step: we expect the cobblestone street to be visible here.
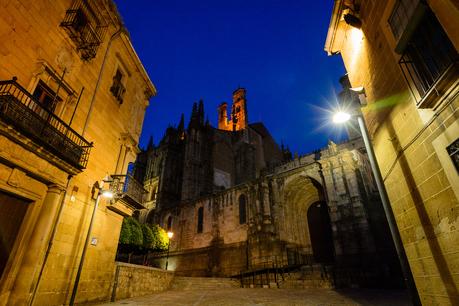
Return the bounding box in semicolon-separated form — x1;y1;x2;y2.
97;288;410;306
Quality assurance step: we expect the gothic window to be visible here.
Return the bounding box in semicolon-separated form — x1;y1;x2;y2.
167;216;172;231
239;194;247;224
392;3;458;107
110;69;126;104
32;80;62;113
151;186;157;201
60;0;107;60
447;138;459;173
197;207;203;233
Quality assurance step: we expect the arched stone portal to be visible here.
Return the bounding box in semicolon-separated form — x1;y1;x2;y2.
280;175;334;264
307;201;334;263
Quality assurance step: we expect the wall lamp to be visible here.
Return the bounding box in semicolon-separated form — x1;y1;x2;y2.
344;13;362;28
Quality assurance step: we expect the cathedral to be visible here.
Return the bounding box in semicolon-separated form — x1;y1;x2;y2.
133;88;401;287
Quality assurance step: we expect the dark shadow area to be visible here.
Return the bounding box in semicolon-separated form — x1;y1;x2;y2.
308;201;334;263
385;119;459;302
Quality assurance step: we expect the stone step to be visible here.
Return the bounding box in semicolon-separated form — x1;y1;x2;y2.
171;277;240;291
278;279;333;289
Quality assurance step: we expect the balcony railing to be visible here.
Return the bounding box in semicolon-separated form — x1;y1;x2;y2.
0;78;92;170
109;174;148;209
398;9;458;108
60;0;107;60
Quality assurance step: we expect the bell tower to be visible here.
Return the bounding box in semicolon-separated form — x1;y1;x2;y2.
218;102;229;130
217;88;248;132
231;88;248;131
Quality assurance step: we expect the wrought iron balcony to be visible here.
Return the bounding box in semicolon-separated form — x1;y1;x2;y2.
398;9;458;108
60;0;107;60
108;174;148;209
0;78;92;170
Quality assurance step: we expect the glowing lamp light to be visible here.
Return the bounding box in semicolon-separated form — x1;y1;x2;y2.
167;231;174;239
102;190;114;199
332;112;352;124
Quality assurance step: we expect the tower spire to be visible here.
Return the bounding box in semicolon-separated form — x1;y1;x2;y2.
178;113;185;131
147;135;154;151
198;99;204;125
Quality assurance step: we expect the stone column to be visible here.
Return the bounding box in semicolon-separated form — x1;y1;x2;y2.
10;184;65;305
261;182;271;224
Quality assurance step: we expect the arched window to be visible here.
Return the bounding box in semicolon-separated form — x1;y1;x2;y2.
239;195;247;224
197;207;204;233
167;216;172;231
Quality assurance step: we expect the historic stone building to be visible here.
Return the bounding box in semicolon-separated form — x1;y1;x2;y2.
0;1;155;305
325;0;458;304
135;89;400;286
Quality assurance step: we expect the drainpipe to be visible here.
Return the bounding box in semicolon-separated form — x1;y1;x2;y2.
29;175;73;306
81;24;125;137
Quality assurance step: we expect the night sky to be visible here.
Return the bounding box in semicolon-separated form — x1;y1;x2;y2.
114;0;347;155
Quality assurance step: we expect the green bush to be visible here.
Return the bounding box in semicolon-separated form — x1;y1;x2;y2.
119;217;132;244
129;217;143;246
118;218;169;252
142;223;155;249
119;217;143;246
150;224;169;251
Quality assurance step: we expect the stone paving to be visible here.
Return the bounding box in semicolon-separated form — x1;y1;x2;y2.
97;288;411;306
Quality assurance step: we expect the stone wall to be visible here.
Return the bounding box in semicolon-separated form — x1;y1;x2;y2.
0;1;155;305
112;262;174;301
153;143;393;280
325;0;459;303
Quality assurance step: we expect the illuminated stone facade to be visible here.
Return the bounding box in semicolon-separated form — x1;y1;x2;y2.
325;0;459;304
0;1;155;305
136;92;400;286
218;88;248;132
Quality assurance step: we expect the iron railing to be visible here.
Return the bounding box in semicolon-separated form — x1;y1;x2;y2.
0;78;92;169
109;174;148;209
398;9;458;106
60;0;107;60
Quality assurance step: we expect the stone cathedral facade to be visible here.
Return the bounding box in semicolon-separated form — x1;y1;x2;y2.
134;89;400;285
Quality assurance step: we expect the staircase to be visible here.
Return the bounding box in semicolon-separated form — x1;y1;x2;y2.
277;264;333;289
237;263;334;289
171;277;240;291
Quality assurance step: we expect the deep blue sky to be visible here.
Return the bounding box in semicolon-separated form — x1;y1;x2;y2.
114;0;346;155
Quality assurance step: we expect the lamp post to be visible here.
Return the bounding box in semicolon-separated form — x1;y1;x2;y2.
165;231;173;270
333;111;420;305
69;179;113;306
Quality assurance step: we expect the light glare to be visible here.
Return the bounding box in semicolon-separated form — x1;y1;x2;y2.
102;190;113;199
333;112;351;124
167;231;174;239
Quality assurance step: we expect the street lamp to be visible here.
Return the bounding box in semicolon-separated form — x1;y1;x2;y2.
333;110;420;305
165;231;173;270
69;177;113;306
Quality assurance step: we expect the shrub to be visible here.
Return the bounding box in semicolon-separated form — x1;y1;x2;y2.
142;223;155;249
150;224;169;251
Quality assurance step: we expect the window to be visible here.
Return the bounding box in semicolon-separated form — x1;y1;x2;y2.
110;69;126;104
60;0;107;60
197;207;203;233
32;81;62;112
239;194;247;224
388;0;422;42
397;8;458;107
447;138;459;173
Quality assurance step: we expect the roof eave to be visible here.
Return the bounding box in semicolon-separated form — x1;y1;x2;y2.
324;0;344;55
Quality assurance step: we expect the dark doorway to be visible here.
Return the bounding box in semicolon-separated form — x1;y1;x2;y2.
0;191;30;279
307;201;334;263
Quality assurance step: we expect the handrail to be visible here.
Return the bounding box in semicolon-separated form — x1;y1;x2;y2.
109;174;148;207
0;78;92;169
